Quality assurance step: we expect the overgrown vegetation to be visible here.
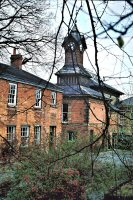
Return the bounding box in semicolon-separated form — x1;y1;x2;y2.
0;140;132;200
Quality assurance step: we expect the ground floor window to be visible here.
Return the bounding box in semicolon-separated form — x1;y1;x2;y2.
68;131;76;141
34;126;41;145
49;126;56;147
7;126;16;143
21;126;30;147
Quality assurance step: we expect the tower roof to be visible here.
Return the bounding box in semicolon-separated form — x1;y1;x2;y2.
55;64;92;78
62;25;87;50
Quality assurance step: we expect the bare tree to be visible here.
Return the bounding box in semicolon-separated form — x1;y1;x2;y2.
0;0;61;69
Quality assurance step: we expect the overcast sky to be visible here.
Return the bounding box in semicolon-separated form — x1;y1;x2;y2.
23;0;133;99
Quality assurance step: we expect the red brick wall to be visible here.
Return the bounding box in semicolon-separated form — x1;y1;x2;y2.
62;97;108;140
0;79;63;146
89;99;106;124
68;99;87;123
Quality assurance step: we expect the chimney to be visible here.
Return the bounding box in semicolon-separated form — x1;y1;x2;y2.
10;48;23;69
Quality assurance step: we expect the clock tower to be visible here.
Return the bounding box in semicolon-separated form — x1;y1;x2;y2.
56;25;92;86
62;25;87;66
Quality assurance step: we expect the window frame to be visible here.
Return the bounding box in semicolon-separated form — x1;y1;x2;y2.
68;131;76;141
35;89;42;108
49;126;56;147
21;125;30;147
34;125;41;145
52;91;57;106
62;103;68;123
8;83;17;107
7;125;16;143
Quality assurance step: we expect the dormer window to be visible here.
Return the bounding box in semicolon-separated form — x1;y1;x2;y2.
35;89;42;108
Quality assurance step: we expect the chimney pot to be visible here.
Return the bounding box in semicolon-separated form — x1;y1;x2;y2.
10;48;23;69
13;47;16;55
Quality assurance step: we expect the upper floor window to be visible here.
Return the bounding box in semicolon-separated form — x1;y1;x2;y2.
62;104;68;122
8;83;17;107
52;92;57;106
21;125;30;147
7;125;16;143
34;126;41;145
35;89;42;108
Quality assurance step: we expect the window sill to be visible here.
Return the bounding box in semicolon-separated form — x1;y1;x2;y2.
62;121;69;124
51;104;57;108
34;106;42;110
7;104;17;108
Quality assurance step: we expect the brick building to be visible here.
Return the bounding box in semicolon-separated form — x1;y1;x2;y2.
0;27;124;150
0;50;63;148
56;25;123;143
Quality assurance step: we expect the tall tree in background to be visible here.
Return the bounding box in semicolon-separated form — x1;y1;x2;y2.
0;0;60;71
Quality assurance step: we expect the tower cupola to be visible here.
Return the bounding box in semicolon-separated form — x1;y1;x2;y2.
55;25;90;86
62;25;87;66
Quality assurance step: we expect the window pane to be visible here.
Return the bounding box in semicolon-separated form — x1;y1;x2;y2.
35;89;42;107
34;126;41;144
63;104;68;112
68;131;76;141
52;92;56;105
7;126;16;143
8;83;17;106
21;126;29;146
63;104;68;122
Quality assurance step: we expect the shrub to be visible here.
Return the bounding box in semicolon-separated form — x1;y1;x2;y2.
6;145;87;200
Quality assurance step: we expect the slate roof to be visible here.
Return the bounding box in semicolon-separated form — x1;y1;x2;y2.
56;65;123;96
56;25;124;98
55;64;92;78
60;85;106;100
120;97;133;106
88;76;124;96
109;104;121;112
0;63;62;92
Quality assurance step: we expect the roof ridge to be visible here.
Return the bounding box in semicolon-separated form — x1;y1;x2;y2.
0;63;62;92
